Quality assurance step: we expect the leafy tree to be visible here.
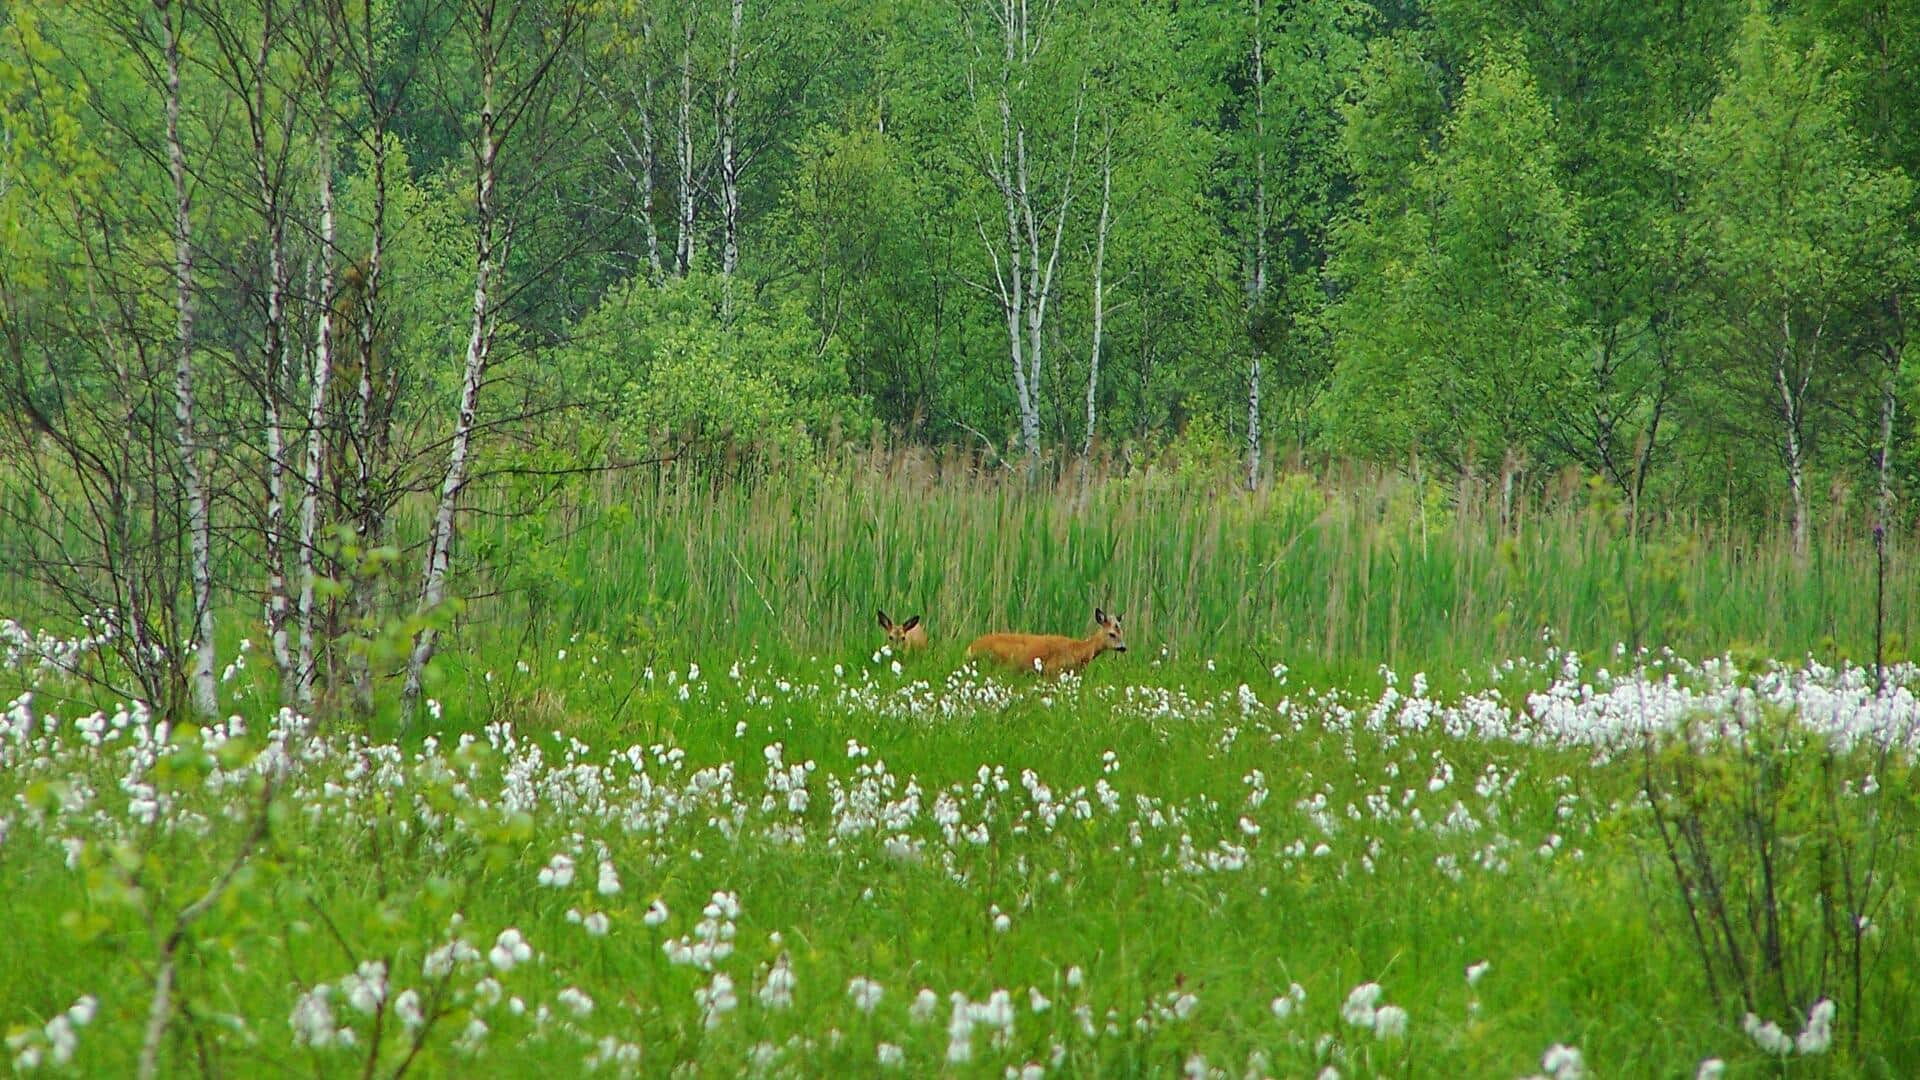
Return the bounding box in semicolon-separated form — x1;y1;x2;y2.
1323;40;1586;477
1664;6;1913;557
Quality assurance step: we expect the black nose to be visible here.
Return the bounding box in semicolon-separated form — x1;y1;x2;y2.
1115;644;1127;652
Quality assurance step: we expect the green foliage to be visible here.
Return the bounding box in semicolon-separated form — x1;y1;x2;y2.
554;274;869;467
1323;41;1586;470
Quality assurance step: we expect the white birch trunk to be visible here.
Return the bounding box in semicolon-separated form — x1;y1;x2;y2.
162;0;219;718
251;0;295;686
674;17;697;277
347;71;388;717
295;121;337;709
1775;307;1807;561
402;37;499;725
1083;132;1111;457
982;2;1034;463
639;11;663;279
969;0;1082;469
719;0;743;303
1246;0;1266;492
1877;351;1897;529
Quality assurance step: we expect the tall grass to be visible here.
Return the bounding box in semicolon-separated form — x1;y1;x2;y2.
455;450;1908;676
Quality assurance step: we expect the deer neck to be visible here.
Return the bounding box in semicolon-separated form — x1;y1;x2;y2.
1074;631;1107;664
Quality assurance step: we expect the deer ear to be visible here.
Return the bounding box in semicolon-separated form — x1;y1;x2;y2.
903;615;921;631
1094;607;1108;626
877;609;892;630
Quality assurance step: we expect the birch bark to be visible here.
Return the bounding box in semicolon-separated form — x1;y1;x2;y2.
161;0;219;718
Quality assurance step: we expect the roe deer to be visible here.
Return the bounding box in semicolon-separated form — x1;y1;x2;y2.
967;608;1127;675
877;609;928;653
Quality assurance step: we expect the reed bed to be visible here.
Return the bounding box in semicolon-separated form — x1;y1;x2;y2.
457;450;1906;675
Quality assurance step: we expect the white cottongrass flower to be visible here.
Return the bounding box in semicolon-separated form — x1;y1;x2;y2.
1028;987;1051;1013
40;1016;76;1067
597;859;621;896
454;1017;489;1054
342;960;387;1015
582;911;610;937
1065;966;1084;989
489;928;532;972
947;993;976;1063
1743;1013;1792;1056
1371;1004;1408;1039
289;986;341;1049
1466;960;1491;987
977;989;1017;1033
910;988;939;1024
1271;981;1307;1019
557;987;594;1018
1796;998;1836;1055
876;1042;905;1068
66;997;97;1028
423;938;480;978
848;976;884;1013
759;955;798;1010
1540;1043;1586;1080
695;973;738;1029
1340;982;1382;1028
537;853;575;888
1695;1060;1725;1080
643;899;670;926
393;990;424;1030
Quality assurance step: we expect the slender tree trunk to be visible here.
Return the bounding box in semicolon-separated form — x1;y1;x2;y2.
402;25;499;726
1775;310;1808;561
638;12;663;280
990;7;1035;464
1083;131;1111;457
296;115;337;710
251;2;295;688
973;0;1079;470
1876;300;1902;533
161;0;218;718
1873;298;1902;691
718;0;743;309
674;16;697;277
346;7;390;717
1245;0;1267;492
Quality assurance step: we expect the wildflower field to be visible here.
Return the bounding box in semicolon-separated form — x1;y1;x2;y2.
4;617;1916;1077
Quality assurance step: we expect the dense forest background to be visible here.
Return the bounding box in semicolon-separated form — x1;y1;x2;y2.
2;0;1917;715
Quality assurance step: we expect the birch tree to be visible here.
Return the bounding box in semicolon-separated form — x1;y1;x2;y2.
335;0;402;717
402;0;586;725
1082;125;1111;456
1244;0;1267;490
158;0;220;718
202;0;301;691
294;61;337;710
718;0;743;299
673;8;698;276
1669;9;1912;560
966;0;1085;467
582;2;666;279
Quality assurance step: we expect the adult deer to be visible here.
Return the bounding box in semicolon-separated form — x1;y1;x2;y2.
967;608;1127;675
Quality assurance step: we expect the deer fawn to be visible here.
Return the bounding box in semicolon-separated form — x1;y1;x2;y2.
877;609;928;653
967;608;1127;675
